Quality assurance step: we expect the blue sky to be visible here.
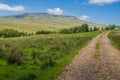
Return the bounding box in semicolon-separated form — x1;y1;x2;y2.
0;0;120;25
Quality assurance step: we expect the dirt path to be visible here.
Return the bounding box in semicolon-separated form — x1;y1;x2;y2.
98;32;120;80
58;32;120;80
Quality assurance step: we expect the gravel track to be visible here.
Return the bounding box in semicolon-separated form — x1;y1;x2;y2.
58;32;120;80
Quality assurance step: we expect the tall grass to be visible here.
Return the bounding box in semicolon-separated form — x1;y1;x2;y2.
0;32;101;80
108;31;120;50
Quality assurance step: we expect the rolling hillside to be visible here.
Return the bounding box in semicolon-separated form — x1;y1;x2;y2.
0;13;105;32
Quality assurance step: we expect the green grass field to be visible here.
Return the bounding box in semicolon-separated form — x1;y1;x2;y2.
0;31;101;80
108;31;120;50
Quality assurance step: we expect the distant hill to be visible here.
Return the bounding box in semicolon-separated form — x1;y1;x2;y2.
0;13;105;32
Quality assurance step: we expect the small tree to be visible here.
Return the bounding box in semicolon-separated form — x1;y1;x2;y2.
0;29;28;38
101;27;104;31
89;28;93;32
93;27;98;31
81;23;89;32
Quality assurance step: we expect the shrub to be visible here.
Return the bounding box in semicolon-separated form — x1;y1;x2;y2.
31;51;40;60
40;55;55;69
0;29;28;38
0;46;6;59
59;23;89;34
19;73;36;80
7;47;24;65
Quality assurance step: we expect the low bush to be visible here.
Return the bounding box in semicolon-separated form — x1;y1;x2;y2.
0;29;28;38
19;73;36;80
7;47;24;65
59;23;90;34
40;55;55;69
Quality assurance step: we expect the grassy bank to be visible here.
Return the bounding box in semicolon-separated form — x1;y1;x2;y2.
108;31;120;50
0;32;101;80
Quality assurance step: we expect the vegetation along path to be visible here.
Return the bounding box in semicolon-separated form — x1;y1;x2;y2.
58;32;120;80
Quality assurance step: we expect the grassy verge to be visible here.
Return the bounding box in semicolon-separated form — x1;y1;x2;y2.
0;32;101;80
93;42;101;60
108;31;120;50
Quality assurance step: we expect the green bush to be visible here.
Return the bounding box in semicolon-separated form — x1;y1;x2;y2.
19;73;36;80
105;24;116;30
31;51;40;60
0;46;6;59
0;29;28;38
40;55;55;69
7;47;24;65
59;23;89;34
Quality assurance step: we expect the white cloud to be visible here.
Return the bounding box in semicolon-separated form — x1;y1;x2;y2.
0;3;24;11
88;0;119;5
47;8;63;15
79;15;90;21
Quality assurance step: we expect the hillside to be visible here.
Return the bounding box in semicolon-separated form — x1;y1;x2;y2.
0;13;105;32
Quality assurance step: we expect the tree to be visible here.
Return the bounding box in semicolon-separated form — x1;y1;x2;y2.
59;29;69;34
101;27;104;31
109;24;116;30
89;28;93;32
93;27;98;31
59;23;90;34
81;23;89;32
36;30;52;35
0;29;27;38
